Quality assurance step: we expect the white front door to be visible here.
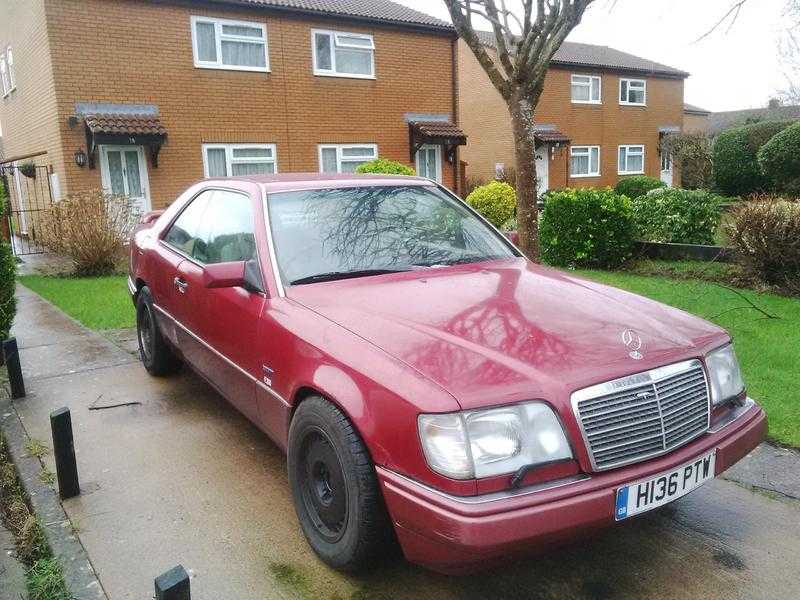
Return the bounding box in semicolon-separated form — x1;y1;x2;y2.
660;151;673;187
99;145;152;215
534;143;549;194
415;144;442;183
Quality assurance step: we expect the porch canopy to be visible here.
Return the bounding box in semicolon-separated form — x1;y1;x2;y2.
532;126;570;145
83;113;167;168
408;120;467;163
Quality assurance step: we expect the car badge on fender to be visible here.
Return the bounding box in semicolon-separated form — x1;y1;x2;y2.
621;329;644;360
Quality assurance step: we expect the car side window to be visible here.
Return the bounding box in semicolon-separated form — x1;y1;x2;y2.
163;190;214;258
197;189;256;264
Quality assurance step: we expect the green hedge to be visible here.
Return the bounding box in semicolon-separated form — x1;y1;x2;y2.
540;187;635;268
465;181;516;228
712;120;794;196
0;181;16;339
355;158;415;176
758;121;800;196
614;175;666;199
632;188;723;245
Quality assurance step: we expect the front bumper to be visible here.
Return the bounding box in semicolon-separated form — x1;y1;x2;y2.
378;399;766;574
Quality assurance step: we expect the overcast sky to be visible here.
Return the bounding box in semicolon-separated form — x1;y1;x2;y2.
395;0;790;112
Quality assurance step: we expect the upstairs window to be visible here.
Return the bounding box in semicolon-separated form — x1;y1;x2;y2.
570;146;600;177
571;75;600;104
618;145;645;174
191;16;269;72
313;30;375;78
318;144;377;173
619;78;646;105
203;144;277;177
1;47;14;96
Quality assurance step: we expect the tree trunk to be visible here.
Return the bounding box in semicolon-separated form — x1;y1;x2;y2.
508;90;541;261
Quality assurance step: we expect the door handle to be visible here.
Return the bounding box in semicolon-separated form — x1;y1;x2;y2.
174;277;189;294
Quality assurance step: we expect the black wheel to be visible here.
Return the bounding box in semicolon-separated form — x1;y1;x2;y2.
136;286;181;376
288;396;395;572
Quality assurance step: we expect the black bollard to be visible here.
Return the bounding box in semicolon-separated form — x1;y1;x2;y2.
50;407;80;499
3;337;25;399
155;565;191;600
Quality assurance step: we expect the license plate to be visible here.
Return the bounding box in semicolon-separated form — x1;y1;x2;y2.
615;450;716;520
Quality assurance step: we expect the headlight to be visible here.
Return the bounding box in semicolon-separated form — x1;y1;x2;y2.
418;402;572;480
706;344;745;405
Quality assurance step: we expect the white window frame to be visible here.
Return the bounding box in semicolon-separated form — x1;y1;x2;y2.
190;16;269;73
311;29;375;79
570;145;601;178
571;74;601;104
415;144;442;183
0;51;11;98
618;144;645;175
202;143;278;177
318;144;378;173
619;78;646;106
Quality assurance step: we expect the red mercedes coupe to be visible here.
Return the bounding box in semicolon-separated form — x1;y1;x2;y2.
129;174;766;573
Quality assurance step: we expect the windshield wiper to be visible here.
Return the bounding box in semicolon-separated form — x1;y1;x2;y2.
290;268;411;285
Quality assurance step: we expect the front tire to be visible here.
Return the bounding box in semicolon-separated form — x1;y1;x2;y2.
136;286;181;376
288;396;394;572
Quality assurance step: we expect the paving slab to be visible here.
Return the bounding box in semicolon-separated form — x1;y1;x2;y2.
723;443;800;500
9;283;800;600
0;523;27;600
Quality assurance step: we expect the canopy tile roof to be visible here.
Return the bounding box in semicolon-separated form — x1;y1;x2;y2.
410;120;467;140
206;0;452;31
533;127;569;143
84;114;167;136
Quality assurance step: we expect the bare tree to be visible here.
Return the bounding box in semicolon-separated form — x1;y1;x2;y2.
778;0;800;103
443;0;594;259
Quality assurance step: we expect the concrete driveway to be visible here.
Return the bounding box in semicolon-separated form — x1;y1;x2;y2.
9;284;800;600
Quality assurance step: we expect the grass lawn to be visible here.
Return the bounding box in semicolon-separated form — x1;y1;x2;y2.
576;269;800;447
19;274;134;330
17;270;800;446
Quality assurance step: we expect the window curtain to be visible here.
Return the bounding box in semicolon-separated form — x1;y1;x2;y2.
195;22;217;62
221;40;266;68
206;148;228;177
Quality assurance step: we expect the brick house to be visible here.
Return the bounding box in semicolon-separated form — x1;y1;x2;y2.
0;0;465;219
683;103;711;134
458;33;688;191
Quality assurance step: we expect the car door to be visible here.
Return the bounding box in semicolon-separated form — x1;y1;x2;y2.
173;188;265;426
155;189;215;346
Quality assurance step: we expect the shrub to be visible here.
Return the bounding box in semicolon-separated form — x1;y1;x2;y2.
758;121;800;196
539;187;635;268
39;189;138;276
464;175;488;198
0;183;15;340
725;197;800;287
712;120;794;196
614;175;666;199
632;188;724;245
661;132;714;190
355;158;415;176
465;181;516;228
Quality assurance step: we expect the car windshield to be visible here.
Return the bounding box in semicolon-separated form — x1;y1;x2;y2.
266;185;517;285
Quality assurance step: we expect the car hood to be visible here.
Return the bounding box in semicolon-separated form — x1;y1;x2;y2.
287;258;727;411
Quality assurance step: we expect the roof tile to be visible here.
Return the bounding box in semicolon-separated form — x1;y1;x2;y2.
84;114;167;136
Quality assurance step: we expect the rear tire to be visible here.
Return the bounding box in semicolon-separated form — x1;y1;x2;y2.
136;286;181;376
288;396;395;572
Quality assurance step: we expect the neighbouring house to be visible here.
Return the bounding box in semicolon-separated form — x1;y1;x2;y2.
0;0;465;223
708;104;800;135
458;33;688;191
683;103;711;133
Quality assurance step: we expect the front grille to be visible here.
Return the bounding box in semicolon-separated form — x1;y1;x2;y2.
572;360;710;471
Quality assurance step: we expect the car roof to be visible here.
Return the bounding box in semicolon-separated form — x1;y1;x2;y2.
201;173;437;194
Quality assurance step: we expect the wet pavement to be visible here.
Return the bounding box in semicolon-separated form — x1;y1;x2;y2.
8;284;800;599
0;523;27;600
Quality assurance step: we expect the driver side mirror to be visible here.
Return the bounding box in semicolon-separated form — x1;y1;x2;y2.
203;259;265;294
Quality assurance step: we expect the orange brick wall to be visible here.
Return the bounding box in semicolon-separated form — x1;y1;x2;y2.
0;0;65;184
458;40;685;189
683;111;710;133
8;0;457;209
